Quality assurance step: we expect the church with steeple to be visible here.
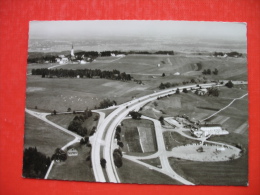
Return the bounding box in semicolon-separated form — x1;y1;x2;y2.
71;44;75;60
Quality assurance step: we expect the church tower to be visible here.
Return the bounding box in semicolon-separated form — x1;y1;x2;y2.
71;44;75;57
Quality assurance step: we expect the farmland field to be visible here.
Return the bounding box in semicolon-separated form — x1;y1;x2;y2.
24;113;73;157
46;114;76;129
46;112;99;136
121;119;157;155
140;157;161;168
124;127;143;153
117;158;182;185
51;54;247;80
26;75;151;112
140;86;248;134
163;131;201;151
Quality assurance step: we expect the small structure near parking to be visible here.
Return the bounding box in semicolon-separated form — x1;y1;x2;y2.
67;148;78;156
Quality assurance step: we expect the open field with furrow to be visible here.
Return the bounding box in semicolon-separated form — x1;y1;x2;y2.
169;156;248;186
46;114;76;129
121;119;157;155
26;76;150;112
124;127;143;153
138;127;157;152
24;113;74;157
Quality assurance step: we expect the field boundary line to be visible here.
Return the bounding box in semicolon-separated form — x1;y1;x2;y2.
201;93;248;121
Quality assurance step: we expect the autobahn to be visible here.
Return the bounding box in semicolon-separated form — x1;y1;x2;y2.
91;80;248;183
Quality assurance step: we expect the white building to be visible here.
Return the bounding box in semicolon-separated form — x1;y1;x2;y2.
80;60;87;64
67;148;78;156
200;125;229;136
59;57;69;64
116;54;125;57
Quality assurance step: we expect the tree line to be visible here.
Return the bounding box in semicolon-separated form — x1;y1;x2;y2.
28;50;175;63
213;51;243;57
97;99;117;109
67;109;93;136
202;68;218;75
32;68;132;81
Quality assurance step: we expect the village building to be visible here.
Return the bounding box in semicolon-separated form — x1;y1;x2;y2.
191;124;229;138
67;148;78;156
59;57;69;64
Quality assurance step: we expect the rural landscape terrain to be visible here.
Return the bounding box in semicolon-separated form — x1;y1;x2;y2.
23;21;248;186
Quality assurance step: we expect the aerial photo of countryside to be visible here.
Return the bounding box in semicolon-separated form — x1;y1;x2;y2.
23;20;248;186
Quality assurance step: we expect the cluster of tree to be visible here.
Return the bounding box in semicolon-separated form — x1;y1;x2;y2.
225;80;234;88
23;147;51;179
158;78;201;90
97;99;117;109
113;149;123;168
236;143;246;156
85;50;174;57
133;79;144;85
27;55;57;64
100;158;107;168
99;50;126;56
31;68;132;81
129;111;142;120
115;126;124;148
159;116;165;125
182;88;188;93
73;51;99;60
51;148;67;162
127;50;174;55
159;82;179;89
155;51;174;55
202;68;218;75
80;136;90;146
157;94;171;100
27;50;176;64
213;51;243;57
89;126;97;136
68;114;88;136
207;87;220;97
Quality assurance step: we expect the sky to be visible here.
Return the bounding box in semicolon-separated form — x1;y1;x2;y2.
29;20;247;52
30;20;246;41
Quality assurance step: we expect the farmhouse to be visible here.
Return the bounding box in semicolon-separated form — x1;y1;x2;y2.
67;148;78;156
59;57;69;64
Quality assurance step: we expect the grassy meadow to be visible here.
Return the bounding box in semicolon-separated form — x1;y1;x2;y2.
24;113;74;157
117;158;182;185
47;142;95;182
140;85;248;134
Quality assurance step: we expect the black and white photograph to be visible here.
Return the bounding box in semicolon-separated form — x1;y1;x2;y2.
23;20;248;186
